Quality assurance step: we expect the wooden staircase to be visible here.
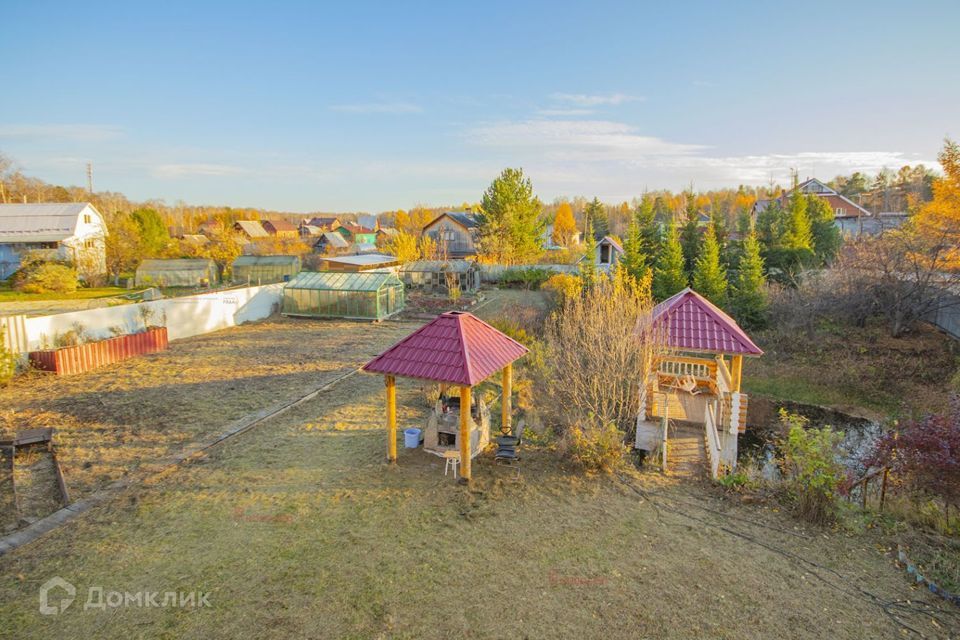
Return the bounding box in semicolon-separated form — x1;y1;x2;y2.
665;423;707;478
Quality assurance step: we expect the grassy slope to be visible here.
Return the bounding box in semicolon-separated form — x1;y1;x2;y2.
0;284;132;302
743;321;956;419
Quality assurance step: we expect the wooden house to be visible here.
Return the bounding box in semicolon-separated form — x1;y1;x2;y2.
262;219;299;239
421;212;480;258
635;288;763;478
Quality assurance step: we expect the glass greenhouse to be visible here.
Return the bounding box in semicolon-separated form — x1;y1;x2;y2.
135;259;219;287
281;271;405;320
231;255;301;284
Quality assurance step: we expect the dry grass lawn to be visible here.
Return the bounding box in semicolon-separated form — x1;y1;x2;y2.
0;316;421;530
1;369;958;638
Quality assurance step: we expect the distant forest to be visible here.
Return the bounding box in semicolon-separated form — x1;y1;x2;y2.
0;152;937;239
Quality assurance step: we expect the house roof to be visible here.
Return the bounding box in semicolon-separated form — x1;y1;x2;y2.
308;216;340;229
0;203;98;243
264;219;298;232
316;231;349;248
300;225;323;236
600;236;624;253
651;288;763;356
341;222;376;234
363;311;528;385
321;253;398;267
234;220;269;238
424;211;480;231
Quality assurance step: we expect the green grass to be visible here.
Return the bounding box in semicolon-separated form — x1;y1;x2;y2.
742;372;896;415
0;283;134;302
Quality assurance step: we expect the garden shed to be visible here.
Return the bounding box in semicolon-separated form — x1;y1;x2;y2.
281;271;405;320
135;259;219;287
398;260;481;293
231;255;301;284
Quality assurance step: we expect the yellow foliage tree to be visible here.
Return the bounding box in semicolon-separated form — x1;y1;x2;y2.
387;231;420;263
914;138;960;270
551;202;577;246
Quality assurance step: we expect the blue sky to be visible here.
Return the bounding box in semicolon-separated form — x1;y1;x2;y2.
1;0;958;213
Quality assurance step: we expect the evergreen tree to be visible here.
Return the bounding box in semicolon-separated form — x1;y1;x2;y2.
730;232;768;329
652;219;687;300
584;197;608;239
131;208;169;257
680;211;700;277
806;194;842;264
783;188;813;251
691;223;728;306
579;219;598;288
477;168;545;264
635;196;661;258
620;216;649;283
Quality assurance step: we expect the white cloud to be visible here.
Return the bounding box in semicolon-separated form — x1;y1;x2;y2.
328;102;423;114
549;92;642;106
466;119;706;160
0;124;123;142
536;108;595;117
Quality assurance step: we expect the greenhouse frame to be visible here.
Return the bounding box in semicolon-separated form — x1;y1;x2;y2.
231;255;301;284
135;259;219;287
281;271;405;321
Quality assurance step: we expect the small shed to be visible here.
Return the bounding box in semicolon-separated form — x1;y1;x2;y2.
282;271;405;320
231;255;301;284
399;260;481;293
135;259;219;287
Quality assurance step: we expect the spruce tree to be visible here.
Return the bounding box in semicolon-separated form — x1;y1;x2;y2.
621;216;649;283
731;232;768;329
584;197;608;239
635;196;661;258
783;188;813;250
691;223;729;306
806;194;842;264
579;219;598;288
652;219;687;300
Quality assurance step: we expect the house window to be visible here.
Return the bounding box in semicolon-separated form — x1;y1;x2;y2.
83;214;92;224
600;244;611;265
84;240;96;249
835;207;844;216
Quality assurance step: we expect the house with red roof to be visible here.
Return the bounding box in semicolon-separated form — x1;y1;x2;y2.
753;178;872;222
637;288;763;478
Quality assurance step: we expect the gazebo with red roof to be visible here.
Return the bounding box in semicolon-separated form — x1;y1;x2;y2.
639;288;763;478
363;311;528;481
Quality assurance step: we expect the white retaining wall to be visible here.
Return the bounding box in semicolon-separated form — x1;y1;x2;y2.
21;284;283;350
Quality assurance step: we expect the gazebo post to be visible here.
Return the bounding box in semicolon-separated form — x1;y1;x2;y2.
731;355;743;392
459;385;472;482
501;363;512;433
386;375;397;463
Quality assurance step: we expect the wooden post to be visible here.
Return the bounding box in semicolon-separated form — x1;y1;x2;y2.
731;355;743;392
502;363;512;434
386;375;397;463
459;385;472;482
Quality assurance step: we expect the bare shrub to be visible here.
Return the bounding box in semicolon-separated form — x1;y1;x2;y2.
563;421;627;472
543;275;659;439
778;411;845;525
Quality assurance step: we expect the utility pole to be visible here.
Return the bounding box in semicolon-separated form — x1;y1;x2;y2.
86;162;93;195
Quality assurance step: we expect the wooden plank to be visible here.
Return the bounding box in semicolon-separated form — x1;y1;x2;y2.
459;386;471;482
501;364;512;434
385;375;397;463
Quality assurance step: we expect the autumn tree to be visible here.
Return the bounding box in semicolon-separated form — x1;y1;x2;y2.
104;212;142;284
551;201;577;246
131;207;171;257
387;231;420;263
691;223;728;306
201;222;245;277
652;219;687;300
914;138;960;270
476;168;545;264
730;232;767;329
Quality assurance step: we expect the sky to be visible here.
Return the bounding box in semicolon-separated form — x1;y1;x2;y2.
1;0;958;213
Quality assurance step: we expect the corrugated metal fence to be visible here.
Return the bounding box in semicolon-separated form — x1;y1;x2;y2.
0;314;28;357
930;291;960;341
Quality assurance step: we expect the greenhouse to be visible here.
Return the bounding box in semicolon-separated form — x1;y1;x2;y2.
399;259;480;293
281;271;405;320
231;255;301;284
135;259;219;287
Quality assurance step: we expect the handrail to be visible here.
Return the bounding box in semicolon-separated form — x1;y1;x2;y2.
703;400;722;479
847;466;890;511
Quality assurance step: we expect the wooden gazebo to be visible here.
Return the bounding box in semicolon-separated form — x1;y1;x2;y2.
362;311;529;481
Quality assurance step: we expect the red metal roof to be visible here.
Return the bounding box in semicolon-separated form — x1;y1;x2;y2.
652;288;763;356
363;311;529;385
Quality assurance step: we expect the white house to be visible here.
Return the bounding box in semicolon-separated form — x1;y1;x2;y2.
0;203;108;280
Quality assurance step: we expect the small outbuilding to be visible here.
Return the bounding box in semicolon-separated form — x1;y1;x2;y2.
135;259;219;287
318;253;400;272
282;271;405;321
231;255;301;284
399;260;481;293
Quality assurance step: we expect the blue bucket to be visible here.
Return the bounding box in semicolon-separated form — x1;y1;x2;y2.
403;428;421;449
